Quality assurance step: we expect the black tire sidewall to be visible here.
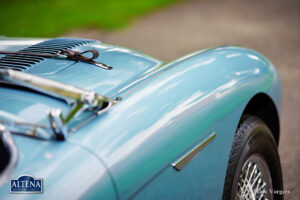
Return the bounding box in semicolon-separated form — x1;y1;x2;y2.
229;117;283;200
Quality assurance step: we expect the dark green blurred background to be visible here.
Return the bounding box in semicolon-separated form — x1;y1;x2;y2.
0;0;180;37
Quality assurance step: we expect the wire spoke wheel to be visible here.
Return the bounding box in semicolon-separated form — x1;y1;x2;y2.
223;116;283;200
236;154;273;200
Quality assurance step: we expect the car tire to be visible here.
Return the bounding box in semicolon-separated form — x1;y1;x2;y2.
222;115;283;200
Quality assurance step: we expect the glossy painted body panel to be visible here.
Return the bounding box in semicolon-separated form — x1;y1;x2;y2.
67;46;280;199
0;135;117;199
0;38;281;199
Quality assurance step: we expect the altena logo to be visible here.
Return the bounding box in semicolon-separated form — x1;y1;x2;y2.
10;175;43;193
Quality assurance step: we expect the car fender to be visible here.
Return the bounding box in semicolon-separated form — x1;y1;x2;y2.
68;46;281;199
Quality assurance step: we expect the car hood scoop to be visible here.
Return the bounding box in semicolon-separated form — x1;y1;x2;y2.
0;38;96;71
0;38;162;96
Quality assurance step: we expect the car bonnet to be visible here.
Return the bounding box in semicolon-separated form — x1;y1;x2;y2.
0;38;163;136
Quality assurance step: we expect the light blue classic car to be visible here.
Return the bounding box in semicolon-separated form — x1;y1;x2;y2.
0;38;283;199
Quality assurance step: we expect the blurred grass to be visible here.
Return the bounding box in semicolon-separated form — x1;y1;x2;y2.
0;0;180;37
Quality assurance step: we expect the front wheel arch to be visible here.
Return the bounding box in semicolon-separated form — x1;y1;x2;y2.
242;93;280;145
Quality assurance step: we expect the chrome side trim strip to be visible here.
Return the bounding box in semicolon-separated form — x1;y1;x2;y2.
172;132;216;171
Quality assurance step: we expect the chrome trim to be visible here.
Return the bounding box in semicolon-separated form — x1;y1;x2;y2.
0;118;51;140
69;101;113;134
93;62;113;70
0;69;111;105
48;109;68;140
0;69;119;140
172;132;216;171
0;124;18;187
236;154;273;200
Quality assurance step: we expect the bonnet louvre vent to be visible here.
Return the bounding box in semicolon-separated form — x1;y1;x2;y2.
0;38;96;71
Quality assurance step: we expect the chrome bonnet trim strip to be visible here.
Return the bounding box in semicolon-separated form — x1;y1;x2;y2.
172;132;216;171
